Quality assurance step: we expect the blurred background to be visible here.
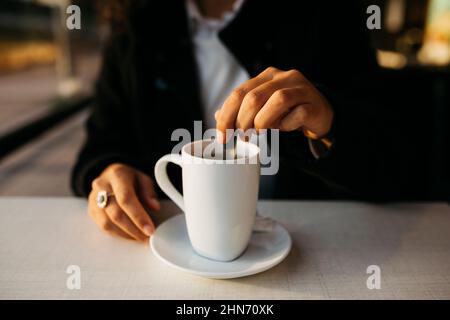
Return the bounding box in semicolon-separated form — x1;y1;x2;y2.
0;0;449;200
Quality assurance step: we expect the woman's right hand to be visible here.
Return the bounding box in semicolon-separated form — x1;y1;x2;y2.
88;163;160;242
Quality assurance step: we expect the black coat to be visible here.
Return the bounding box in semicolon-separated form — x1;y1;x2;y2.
71;0;382;200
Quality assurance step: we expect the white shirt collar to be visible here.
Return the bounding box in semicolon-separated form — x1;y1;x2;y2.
186;0;246;37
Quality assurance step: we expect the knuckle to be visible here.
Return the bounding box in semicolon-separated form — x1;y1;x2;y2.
264;66;279;74
286;69;303;79
109;164;127;177
91;178;102;190
108;208;123;223
231;87;247;101
110;166;123;176
117;190;133;206
244;91;263;107
214;110;220;120
273;89;291;105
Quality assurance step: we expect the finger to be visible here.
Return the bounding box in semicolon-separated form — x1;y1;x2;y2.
89;177;118;232
91;176;109;195
110;172;155;236
235;75;298;131
214;109;220;122
136;173;160;211
279;104;314;131
104;199;148;241
254;86;310;130
95;211;135;240
216;67;280;141
88;195;134;240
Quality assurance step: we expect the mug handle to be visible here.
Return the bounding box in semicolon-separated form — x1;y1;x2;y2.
154;154;184;211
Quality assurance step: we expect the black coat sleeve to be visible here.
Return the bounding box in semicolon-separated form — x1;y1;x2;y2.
71;34;141;197
279;1;385;200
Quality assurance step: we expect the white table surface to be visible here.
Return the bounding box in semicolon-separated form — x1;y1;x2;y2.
0;197;449;299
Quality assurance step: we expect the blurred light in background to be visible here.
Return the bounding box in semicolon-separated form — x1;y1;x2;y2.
376;0;450;69
0;0;102;195
385;0;406;33
376;49;408;69
418;0;450;66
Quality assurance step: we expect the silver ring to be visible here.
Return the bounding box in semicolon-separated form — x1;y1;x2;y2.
96;190;114;209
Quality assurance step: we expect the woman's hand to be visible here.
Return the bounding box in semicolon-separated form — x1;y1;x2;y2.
215;67;334;140
88;163;160;242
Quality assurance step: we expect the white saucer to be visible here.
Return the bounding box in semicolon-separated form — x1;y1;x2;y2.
150;214;292;279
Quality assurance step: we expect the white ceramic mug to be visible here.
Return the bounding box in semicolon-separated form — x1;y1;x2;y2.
154;139;260;261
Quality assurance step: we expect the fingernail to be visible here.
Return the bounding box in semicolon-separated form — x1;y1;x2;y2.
149;197;161;210
143;224;153;236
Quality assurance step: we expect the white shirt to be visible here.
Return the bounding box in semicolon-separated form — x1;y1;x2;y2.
186;0;249;129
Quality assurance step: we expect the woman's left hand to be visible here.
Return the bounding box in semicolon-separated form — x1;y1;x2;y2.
215;67;334;141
